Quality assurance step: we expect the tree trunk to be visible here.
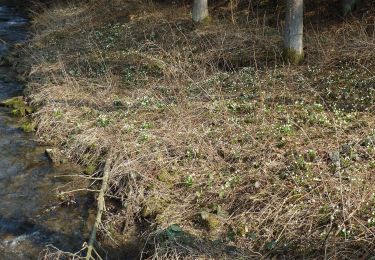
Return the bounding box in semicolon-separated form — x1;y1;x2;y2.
192;0;209;23
283;0;304;64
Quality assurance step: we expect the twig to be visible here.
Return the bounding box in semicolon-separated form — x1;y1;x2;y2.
54;174;104;180
59;189;100;195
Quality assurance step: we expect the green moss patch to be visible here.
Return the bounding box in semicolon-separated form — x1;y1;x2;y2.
1;96;33;117
21;121;36;132
282;48;304;65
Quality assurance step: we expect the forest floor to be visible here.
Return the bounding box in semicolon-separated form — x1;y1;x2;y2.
9;0;375;258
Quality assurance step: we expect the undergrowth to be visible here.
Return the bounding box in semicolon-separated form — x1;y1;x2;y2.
16;0;375;258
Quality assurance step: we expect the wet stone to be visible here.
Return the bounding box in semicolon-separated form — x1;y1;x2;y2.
45;148;67;165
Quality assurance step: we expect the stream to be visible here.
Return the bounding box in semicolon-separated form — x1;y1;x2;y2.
0;3;92;259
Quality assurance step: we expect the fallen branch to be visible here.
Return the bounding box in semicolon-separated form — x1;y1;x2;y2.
58;189;100;195
85;154;112;260
41;244;87;259
54;174;104;180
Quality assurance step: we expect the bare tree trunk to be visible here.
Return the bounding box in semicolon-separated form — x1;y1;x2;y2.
283;0;304;64
192;0;209;23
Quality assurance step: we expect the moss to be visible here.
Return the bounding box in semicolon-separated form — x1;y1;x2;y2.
305;150;317;162
235;222;248;237
201;15;213;25
21;121;36;132
282;48;304;65
157;168;177;187
193;14;213;24
200;210;222;232
12;106;33;117
1;96;24;108
157;169;170;182
85;164;96;175
1;96;33;117
141;196;167;218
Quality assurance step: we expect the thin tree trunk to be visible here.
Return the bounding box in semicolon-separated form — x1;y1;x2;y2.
192;0;209;23
283;0;304;64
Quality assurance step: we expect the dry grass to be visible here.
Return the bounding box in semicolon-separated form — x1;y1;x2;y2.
15;0;375;258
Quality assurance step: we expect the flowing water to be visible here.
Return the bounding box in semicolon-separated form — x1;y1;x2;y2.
0;3;92;259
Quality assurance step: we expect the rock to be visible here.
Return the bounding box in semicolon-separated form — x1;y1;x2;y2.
1;96;24;108
0;96;33;117
11;106;30;117
45;148;66;165
21;121;36;132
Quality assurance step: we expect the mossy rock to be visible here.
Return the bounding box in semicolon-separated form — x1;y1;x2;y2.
12;106;33;117
1;96;33;117
1;96;24;108
21;121;36;133
45;148;67;165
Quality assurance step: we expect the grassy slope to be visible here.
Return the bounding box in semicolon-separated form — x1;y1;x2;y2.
16;0;375;258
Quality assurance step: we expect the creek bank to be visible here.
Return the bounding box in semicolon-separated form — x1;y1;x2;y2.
9;0;375;259
0;2;97;258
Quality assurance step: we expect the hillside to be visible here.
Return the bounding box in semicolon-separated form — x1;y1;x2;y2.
10;0;375;258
